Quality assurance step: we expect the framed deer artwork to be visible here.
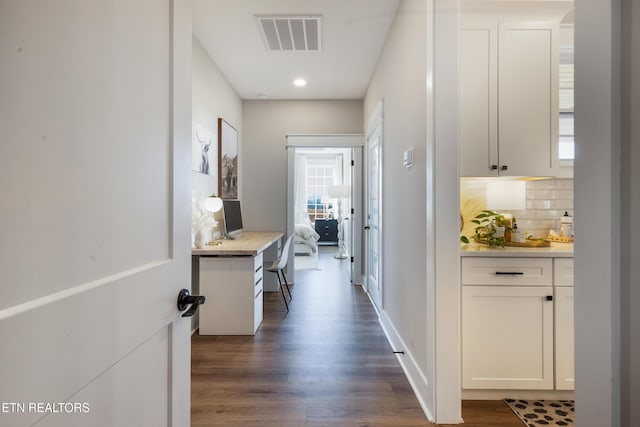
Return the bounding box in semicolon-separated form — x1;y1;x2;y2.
218;118;238;199
192;122;216;176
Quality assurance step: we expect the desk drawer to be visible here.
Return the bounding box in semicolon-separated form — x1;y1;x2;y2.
461;257;552;286
254;253;264;285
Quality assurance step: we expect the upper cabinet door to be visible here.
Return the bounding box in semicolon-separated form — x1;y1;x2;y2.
498;22;559;177
460;18;560;177
460;25;498;177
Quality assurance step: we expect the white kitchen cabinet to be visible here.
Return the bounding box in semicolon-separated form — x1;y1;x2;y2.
462;283;554;390
555;286;574;390
460;20;559;177
554;257;574;390
460;24;498;176
461;256;575;391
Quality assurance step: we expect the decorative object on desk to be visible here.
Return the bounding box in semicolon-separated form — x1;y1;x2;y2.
460;210;513;248
328;184;350;259
192;192;218;248
504;399;574;427
194;228;212;249
218;118;238;199
192;122;216;175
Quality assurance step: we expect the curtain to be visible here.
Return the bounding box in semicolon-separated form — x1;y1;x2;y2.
294;153;309;224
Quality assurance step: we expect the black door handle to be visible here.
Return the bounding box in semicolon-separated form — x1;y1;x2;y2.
177;288;205;318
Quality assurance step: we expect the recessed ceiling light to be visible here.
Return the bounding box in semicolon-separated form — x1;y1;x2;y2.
294;79;307;87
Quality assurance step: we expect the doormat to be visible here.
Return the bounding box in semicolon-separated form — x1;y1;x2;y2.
504;399;574;426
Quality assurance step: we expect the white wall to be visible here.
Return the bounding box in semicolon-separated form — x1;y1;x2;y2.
192;37;242;207
242;100;363;233
364;0;429;400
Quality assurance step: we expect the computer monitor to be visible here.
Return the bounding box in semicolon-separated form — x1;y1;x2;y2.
222;199;243;238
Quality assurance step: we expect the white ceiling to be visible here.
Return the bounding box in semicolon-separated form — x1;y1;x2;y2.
193;0;400;100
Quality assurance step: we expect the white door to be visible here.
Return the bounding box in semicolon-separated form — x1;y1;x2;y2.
365;103;383;309
348;148;363;284
0;1;192;426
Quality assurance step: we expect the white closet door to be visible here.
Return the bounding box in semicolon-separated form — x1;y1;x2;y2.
0;1;192;425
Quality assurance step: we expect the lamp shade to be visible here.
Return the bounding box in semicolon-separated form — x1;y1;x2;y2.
328;184;350;199
204;196;223;213
485;181;526;211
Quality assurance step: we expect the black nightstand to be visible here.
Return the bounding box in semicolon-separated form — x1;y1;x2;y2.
314;219;338;244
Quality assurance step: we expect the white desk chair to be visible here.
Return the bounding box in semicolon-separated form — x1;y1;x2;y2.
266;234;294;311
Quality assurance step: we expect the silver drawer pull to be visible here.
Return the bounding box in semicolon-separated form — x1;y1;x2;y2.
495;271;524;275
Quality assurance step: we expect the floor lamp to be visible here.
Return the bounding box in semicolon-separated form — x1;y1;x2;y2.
328;184;350;260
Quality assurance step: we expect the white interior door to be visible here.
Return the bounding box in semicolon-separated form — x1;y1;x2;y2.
365;103;383;309
0;1;192;426
348;148;363;284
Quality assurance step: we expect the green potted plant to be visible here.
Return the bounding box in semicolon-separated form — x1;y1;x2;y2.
460;210;512;248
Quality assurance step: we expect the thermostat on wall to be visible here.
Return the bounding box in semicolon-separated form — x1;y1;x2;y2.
403;147;414;169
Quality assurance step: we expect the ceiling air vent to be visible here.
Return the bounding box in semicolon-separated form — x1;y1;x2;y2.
256;15;322;51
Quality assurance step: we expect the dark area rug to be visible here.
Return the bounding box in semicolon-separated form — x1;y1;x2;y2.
504;399;574;426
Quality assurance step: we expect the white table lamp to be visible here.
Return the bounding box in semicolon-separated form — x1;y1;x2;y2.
204;195;223;213
485;181;526;211
328;185;350;259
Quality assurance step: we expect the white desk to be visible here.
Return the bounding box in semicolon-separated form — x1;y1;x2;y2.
192;231;283;335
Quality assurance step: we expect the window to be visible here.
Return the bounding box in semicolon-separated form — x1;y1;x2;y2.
306;163;334;222
559;46;574;160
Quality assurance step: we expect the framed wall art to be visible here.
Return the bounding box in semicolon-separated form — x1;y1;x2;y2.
218;118;238;199
192;122;216;176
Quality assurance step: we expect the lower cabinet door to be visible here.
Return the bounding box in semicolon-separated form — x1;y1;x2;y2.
555;286;575;390
462;285;554;389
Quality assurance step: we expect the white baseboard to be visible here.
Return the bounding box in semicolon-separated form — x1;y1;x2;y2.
462;389;575;400
378;310;435;423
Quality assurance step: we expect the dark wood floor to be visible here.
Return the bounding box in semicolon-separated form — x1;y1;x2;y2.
191;247;523;426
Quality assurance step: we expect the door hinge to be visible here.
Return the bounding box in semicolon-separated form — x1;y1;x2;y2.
351;208;355;214
351;160;355;166
351;257;354;263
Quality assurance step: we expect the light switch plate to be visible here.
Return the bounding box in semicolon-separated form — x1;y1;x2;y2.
403;147;414;168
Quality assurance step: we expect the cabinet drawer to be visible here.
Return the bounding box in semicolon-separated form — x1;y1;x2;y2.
461;257;552;286
554;258;574;286
254;253;263;282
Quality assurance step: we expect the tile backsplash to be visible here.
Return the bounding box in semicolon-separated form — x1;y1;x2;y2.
461;178;574;238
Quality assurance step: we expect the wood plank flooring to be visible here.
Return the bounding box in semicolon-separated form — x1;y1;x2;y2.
191;247;523;426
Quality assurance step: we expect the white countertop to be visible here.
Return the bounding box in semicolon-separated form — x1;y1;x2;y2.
460;242;573;258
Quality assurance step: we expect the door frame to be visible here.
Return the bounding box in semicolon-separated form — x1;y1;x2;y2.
285;135;364;286
364;100;384;310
